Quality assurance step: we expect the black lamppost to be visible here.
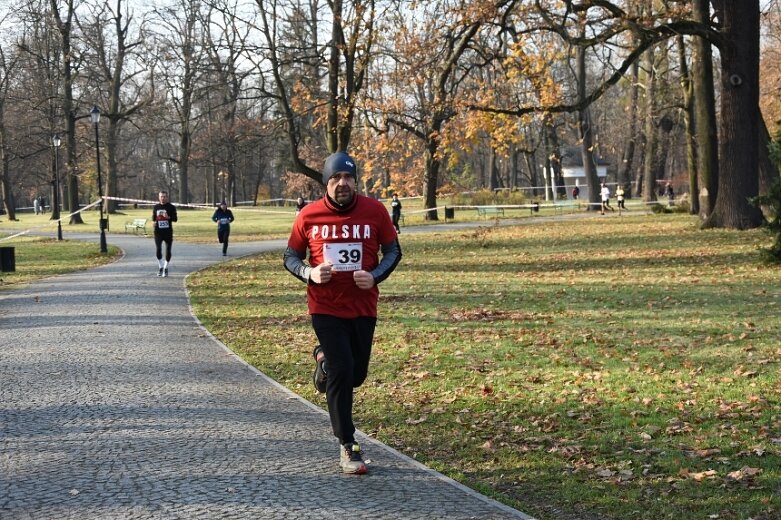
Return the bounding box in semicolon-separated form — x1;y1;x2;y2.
52;134;63;240
217;170;228;203
90;105;108;253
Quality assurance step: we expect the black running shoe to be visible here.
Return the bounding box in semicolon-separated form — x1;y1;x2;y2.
163;268;168;277
312;345;327;393
157;267;163;277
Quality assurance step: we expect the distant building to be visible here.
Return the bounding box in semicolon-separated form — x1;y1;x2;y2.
559;146;609;200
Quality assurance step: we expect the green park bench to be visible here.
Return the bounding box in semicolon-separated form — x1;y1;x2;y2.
476;206;505;218
552;200;580;214
124;218;148;235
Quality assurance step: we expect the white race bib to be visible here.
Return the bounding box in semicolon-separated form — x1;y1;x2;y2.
157;220;170;229
219;218;230;225
323;242;363;272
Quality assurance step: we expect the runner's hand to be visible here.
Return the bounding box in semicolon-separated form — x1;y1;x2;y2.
353;270;375;290
310;263;333;284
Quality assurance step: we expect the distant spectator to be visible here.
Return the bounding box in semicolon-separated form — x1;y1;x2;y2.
664;182;675;206
295;196;307;215
390;193;402;233
572;185;580;200
33;197;40;215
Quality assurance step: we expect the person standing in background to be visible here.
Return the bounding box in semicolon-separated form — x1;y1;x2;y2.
295;196;307;215
390;193;402;233
211;201;235;256
152;191;178;277
665;182;675;207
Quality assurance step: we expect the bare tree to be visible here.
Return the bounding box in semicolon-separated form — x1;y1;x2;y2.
79;0;149;214
49;0;84;224
677;34;699;214
575;24;601;211
691;0;718;219
0;41;19;220
149;0;206;204
201;0;254;206
253;0;376;183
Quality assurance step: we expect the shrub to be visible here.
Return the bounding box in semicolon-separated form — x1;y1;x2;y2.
750;178;781;263
450;189;529;206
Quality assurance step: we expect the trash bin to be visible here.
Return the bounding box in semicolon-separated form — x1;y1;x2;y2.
444;207;455;220
100;218;109;231
0;246;15;272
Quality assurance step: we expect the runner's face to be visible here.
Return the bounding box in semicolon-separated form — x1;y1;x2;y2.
159;192;168;204
327;173;355;205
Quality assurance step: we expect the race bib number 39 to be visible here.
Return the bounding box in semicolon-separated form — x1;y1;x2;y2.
323;242;363;272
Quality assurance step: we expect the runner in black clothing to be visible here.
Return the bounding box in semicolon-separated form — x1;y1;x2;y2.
391;193;402;233
211;201;235;256
152;191;178;277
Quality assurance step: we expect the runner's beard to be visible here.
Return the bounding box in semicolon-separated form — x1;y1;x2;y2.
334;188;354;205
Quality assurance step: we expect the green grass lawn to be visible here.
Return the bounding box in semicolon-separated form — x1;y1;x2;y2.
188;213;780;520
0;235;119;288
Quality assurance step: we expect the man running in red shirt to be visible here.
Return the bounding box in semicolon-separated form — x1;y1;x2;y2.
283;151;402;474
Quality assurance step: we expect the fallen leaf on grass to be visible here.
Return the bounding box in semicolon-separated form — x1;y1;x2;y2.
685;448;721;458
734;366;758;378
725;466;761;483
679;468;718;481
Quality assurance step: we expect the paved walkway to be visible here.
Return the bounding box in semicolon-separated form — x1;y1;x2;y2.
0;231;533;519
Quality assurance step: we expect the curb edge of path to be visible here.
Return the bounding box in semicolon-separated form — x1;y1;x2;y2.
182;268;536;520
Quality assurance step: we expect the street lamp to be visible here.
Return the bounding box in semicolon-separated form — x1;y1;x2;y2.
52;134;63;240
217;170;228;203
90;105;108;253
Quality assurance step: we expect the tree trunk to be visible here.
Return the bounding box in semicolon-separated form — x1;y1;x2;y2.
106;119;120;214
692;0;719;219
489;147;499;190
545;117;564;198
618;60;640;199
0;109;16;220
758;112;780;197
576;40;600;211
642;46;658;203
51;0;84;225
703;2;763;229
677;35;699;214
423;139;440;221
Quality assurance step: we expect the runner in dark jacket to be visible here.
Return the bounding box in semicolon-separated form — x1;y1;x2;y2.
211;202;235;256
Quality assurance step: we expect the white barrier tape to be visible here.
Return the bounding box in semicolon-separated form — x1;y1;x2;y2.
105;195;297;214
1;198;103;243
